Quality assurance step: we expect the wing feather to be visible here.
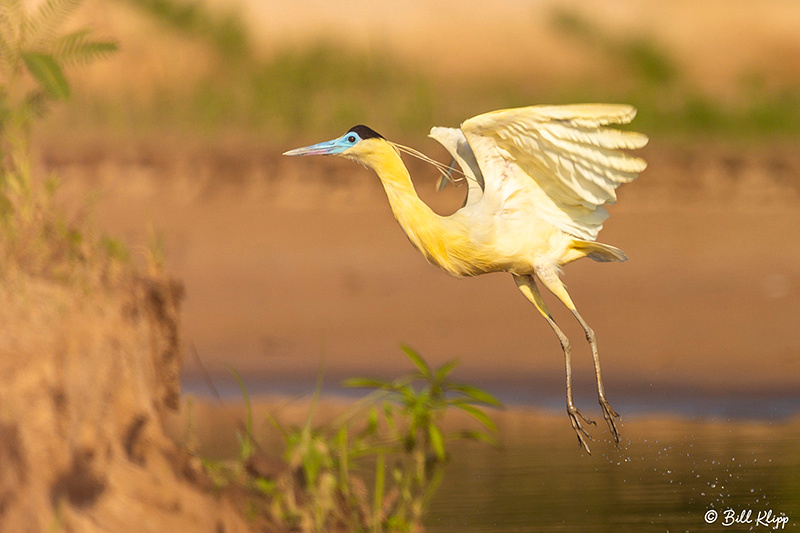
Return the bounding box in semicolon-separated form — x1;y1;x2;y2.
428;126;485;207
544;122;648;150
461;104;647;240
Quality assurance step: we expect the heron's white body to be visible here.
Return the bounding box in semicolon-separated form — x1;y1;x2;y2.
284;104;648;453
364;104;646;279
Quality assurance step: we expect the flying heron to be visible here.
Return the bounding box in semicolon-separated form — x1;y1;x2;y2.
284;104;648;454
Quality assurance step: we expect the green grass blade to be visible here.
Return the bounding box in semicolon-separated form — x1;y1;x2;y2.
449;383;502;407
335;426;351;501
452;429;500;447
400;344;430;378
373;452;386;532
225;364;254;460
428;421;446;460
450;402;497;432
342;377;392;390
382;400;397;435
433;359;459;383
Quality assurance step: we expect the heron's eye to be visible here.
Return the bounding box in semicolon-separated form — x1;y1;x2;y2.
347;135;356;143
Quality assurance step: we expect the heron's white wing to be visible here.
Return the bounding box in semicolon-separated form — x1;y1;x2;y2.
428;127;485;207
461;104;648;240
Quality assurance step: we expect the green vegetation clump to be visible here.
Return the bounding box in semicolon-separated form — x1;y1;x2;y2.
0;0;120;279
202;346;501;533
122;0;248;59
112;0;435;139
77;0;800;142
2;5;500;531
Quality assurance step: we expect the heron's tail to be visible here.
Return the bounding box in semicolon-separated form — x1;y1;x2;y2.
568;240;628;263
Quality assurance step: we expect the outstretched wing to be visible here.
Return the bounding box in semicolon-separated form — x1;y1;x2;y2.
460;104;648;241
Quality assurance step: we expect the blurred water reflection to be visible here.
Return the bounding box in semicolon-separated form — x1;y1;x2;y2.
427;420;799;532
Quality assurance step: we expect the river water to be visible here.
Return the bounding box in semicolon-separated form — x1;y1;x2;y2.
426;417;799;532
183;375;800;532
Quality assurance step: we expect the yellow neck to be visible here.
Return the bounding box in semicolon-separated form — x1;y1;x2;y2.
351;139;486;277
358;140;443;249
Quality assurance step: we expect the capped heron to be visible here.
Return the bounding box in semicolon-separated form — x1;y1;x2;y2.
284;104;648;454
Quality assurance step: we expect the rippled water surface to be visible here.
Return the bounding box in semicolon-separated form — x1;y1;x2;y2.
185;376;800;532
425;418;799;532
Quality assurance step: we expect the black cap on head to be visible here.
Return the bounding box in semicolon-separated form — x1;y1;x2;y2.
347;125;384;140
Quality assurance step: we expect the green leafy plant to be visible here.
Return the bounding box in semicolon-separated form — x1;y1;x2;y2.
209;346;501;532
0;0;119;278
343;345;501;531
197;365;262;491
0;0;117;226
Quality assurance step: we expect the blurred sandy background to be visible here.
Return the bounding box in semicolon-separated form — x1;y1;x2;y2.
41;0;800;411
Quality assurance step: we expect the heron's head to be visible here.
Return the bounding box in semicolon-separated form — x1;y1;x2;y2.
283;125;387;165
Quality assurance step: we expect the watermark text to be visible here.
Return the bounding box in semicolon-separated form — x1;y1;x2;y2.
704;508;789;529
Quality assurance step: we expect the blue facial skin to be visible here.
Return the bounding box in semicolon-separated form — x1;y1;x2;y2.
283;131;363;157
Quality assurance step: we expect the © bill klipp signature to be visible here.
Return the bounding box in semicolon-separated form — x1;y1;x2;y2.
705;508;790;529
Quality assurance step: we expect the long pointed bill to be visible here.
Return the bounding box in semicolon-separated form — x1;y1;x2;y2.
283;139;342;157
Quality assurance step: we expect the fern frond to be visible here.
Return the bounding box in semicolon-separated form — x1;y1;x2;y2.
21;52;70;99
51;29;118;66
23;0;82;47
0;0;24;57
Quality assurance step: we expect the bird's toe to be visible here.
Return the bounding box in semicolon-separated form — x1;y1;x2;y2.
599;398;621;444
567;407;594;454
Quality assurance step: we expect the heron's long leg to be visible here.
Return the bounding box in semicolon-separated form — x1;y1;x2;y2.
514;274;595;454
533;266;621;444
570;308;620;443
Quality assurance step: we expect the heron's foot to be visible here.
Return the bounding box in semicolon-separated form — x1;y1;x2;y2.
599;397;621;445
567;406;596;454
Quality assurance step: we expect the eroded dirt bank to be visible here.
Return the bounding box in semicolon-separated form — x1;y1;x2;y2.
0;269;249;531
